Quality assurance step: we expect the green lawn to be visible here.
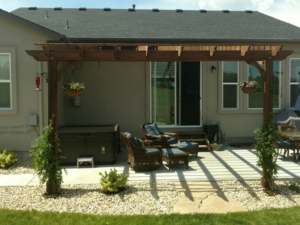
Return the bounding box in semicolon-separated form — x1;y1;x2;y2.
1;207;300;225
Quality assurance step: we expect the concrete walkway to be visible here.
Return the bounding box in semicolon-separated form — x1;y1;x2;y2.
1;148;300;187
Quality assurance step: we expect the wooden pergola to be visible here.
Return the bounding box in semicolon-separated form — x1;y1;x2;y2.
27;42;293;131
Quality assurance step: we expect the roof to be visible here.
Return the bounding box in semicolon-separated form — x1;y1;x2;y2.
11;7;300;43
0;8;62;38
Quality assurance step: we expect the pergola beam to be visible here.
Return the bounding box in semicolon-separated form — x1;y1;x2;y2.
26;49;292;62
29;43;289;62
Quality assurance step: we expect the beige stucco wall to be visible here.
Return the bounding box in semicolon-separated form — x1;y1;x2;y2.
59;61;148;136
0;13;58;151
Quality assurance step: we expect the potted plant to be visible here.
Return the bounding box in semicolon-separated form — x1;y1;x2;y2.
240;81;257;94
65;81;85;107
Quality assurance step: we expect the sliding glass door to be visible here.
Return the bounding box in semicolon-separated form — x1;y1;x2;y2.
151;61;201;126
179;62;201;125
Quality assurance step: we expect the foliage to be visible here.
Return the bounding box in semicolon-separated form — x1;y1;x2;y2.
99;169;128;194
0;149;17;169
289;182;300;193
2;207;300;225
240;80;258;88
30;122;62;195
255;124;278;191
66;81;85;96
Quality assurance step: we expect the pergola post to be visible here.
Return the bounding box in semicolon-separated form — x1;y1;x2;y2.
48;60;59;129
263;59;273;128
247;59;274;128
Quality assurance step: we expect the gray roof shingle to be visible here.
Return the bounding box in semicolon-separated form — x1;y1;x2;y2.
11;8;300;42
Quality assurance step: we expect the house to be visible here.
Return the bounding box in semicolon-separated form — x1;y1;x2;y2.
1;7;300;154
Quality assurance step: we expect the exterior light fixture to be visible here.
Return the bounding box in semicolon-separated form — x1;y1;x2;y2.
211;65;217;72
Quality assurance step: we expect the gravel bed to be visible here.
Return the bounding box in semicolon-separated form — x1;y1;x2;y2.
1;180;300;214
222;180;300;210
0;152;34;175
0;183;180;215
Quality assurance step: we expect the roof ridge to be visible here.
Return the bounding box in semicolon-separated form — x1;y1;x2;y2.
13;7;259;12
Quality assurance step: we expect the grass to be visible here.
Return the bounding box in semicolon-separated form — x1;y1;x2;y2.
1;207;300;225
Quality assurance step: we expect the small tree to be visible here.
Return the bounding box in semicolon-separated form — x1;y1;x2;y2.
255;124;278;191
31;121;62;195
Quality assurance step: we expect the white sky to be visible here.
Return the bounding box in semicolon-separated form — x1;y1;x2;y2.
0;0;300;27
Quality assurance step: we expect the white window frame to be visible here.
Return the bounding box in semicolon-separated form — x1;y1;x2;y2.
150;62;203;128
289;58;300;109
221;61;239;110
0;53;13;110
247;61;282;110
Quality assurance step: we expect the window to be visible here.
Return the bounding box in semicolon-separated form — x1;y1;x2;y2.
248;61;281;109
151;62;201;126
151;62;176;125
222;61;239;109
0;53;12;109
290;59;300;107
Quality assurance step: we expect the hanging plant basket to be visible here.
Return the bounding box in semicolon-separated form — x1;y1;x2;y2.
64;81;85;108
240;81;257;94
72;95;81;107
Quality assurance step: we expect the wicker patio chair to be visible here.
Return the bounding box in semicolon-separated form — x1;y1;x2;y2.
142;123;178;148
121;132;162;171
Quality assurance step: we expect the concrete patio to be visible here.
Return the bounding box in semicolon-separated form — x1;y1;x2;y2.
1;147;300;187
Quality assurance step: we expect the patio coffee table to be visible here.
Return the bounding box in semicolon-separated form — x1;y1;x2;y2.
161;148;188;169
170;141;199;156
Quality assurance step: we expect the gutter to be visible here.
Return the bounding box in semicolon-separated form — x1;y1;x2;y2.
51;37;300;44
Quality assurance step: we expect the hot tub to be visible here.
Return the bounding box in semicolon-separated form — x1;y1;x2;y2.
58;124;120;165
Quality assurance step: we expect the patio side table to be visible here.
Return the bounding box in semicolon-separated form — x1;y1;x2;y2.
77;157;94;168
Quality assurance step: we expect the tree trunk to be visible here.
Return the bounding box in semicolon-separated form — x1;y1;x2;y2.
46;178;60;195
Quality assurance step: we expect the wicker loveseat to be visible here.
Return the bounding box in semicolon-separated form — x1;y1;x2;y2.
122;132;162;171
142;123;177;148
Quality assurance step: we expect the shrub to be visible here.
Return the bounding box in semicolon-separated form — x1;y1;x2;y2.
99;169;128;194
289;182;300;193
255;124;278;192
0;150;17;169
31;122;62;195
